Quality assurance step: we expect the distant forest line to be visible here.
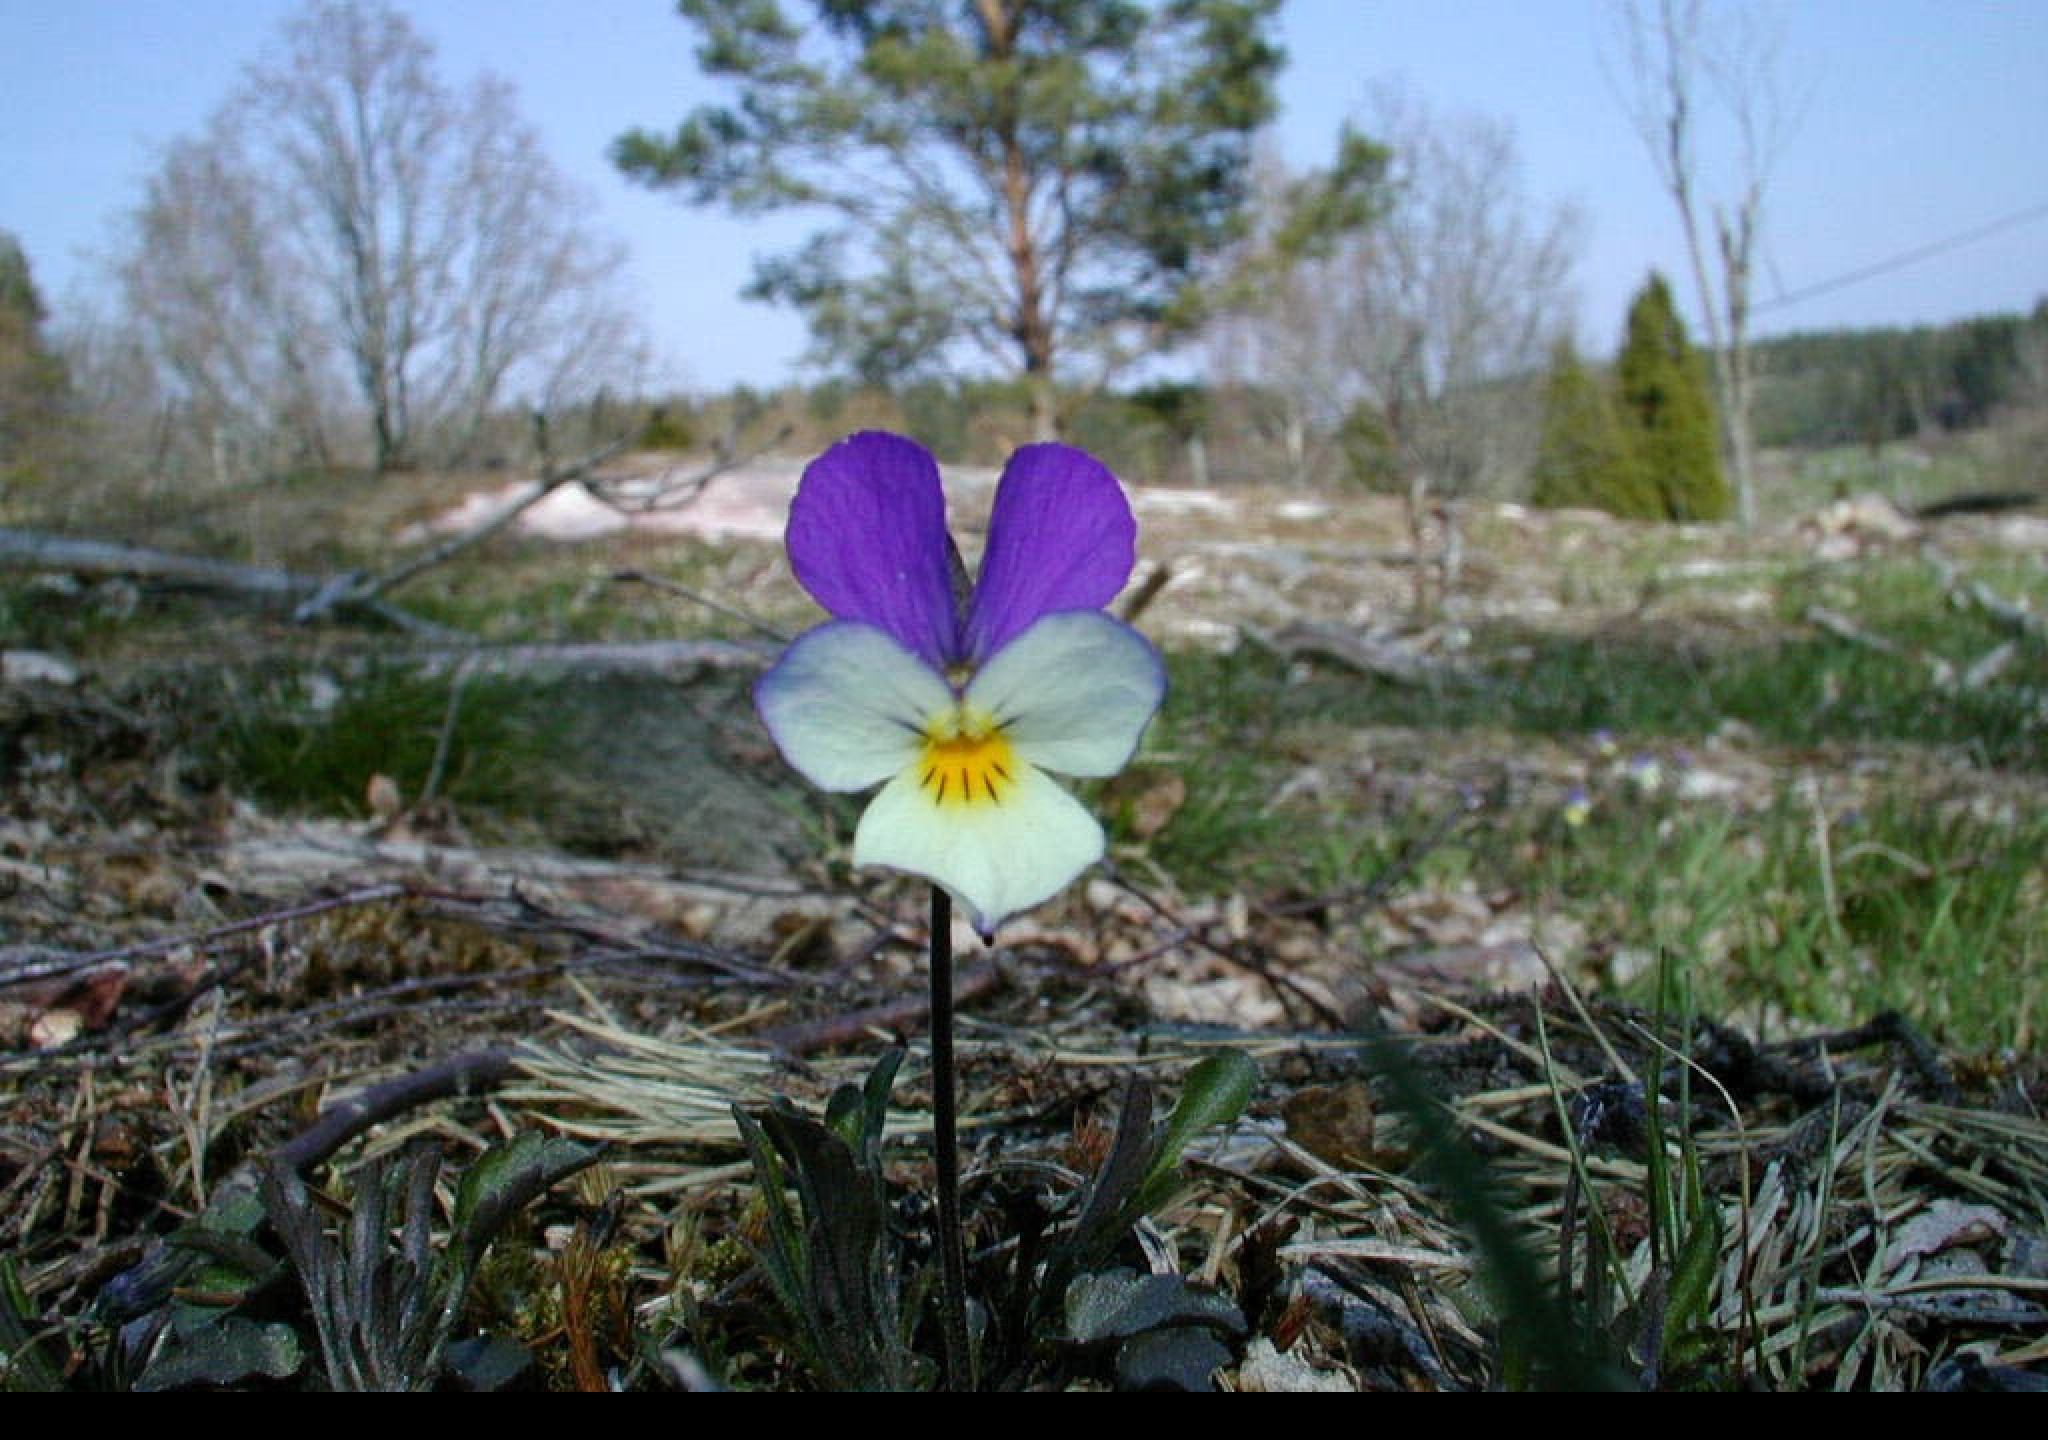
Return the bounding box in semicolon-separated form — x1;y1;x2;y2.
641;302;2048;485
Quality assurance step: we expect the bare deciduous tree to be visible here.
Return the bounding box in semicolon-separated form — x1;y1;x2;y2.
112;0;645;482
1613;0;1799;528
119;116;341;483
1205;144;1364;487
1213;89;1579;603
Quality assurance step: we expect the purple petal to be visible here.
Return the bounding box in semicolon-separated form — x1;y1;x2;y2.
964;444;1136;662
786;432;960;669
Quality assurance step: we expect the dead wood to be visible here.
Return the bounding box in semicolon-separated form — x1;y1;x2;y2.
1805;599;2028;694
1914;489;2045;520
298;434;631;623
1804;602;1911;657
759;957;1006;1059
0;522;766;676
0;527;311;598
0;883;410;992
204;818;819;947
578;415;794;517
0;525;456;637
1923;546;2048;647
403;636;769;678
1;434;648;638
1242;618;1474;687
270;1046;520;1175
1117;561;1174;627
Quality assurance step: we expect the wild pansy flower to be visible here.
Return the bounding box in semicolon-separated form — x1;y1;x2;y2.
1561;785;1592;829
756;431;1166;934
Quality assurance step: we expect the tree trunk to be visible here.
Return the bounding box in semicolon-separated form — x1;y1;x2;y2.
1027;369;1059;442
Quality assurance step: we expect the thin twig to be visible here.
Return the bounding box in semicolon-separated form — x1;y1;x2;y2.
759;958;1004;1059
0;883;409;990
419;654;477;804
271;1047;521;1175
583;418;791;516
306;436;631;619
1116;561;1173;627
613;569;791;644
1101;863;1348;1028
1256;792;1478;920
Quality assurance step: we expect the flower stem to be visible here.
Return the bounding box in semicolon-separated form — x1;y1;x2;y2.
928;885;973;1390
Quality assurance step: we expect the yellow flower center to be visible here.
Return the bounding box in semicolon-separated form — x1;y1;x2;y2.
918;709;1019;809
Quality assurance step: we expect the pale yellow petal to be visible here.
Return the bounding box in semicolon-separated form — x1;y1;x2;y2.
755;621;951;791
964;611;1164;777
854;758;1104;932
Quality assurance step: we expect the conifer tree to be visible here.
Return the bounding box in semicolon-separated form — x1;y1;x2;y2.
615;1;1353;440
1530;338;1654;517
1615;272;1729;521
0;232;69;479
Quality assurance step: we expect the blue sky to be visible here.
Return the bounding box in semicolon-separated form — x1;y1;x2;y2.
4;0;2044;392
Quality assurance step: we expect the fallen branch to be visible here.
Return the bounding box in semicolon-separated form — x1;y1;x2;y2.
759;957;1005;1059
0;526;457;638
0;883;410;992
293;431;630;622
1242;619;1474;688
0;528;306;597
582;415;793;517
1;431;658;638
1804;602;2024;694
1101;862;1348;1030
271;1047;520;1175
1922;546;2048;648
1804;603;1912;659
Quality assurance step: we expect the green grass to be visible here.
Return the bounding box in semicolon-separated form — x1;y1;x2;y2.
1131;645;1295;891
1142;602;2046;1053
1536;787;2046;1053
176;619;2037;1051
199;663;567;823
190;660;810;872
1762;441;1992;522
1160;581;2046;768
0;580;112;654
17;451;2042;1054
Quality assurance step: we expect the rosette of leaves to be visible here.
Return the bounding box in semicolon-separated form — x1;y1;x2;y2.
731;1048;931;1391
54;1178;303;1392
120;1184;302;1391
261;1132;598;1391
733;1047;1256;1391
988;1051;1255;1390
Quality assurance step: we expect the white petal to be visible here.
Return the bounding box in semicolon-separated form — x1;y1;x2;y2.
966;611;1165;777
854;759;1104;933
755;621;952;791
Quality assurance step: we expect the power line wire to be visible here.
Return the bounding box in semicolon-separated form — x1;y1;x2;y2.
1755;200;2048;315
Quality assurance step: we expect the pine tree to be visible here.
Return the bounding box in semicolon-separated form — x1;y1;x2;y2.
1530;338;1656;517
1615;273;1729;521
614;1;1319;440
